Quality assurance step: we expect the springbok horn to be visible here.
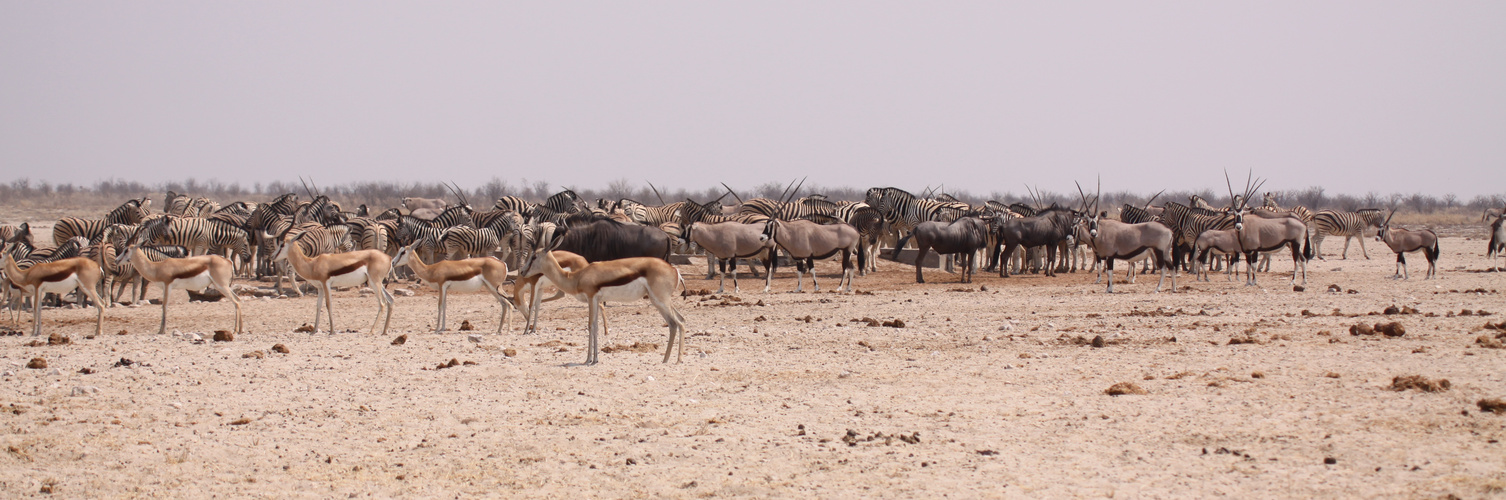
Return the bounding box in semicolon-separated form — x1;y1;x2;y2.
719;183;745;205
646;181;667;205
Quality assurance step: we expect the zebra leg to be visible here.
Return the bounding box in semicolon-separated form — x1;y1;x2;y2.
1358;235;1370;260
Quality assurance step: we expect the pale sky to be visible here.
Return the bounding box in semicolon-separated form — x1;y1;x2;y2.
3;2;1504;197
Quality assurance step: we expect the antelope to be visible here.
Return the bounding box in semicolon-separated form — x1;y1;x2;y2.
1375;208;1440;280
1192;229;1244;281
683;220;777;293
764;219;862;293
1;254;105;336
521;237;687;366
513;250;593;335
273;238;395;335
117;245;243;335
1488;210;1505;271
1225;171;1312;286
392;243;516;334
1078;181;1175;293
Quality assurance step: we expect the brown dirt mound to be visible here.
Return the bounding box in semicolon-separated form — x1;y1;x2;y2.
1390;375;1450;392
601;342;661;354
1106;382;1148;396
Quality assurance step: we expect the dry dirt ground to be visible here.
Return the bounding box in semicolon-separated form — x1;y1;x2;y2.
2;232;1504;498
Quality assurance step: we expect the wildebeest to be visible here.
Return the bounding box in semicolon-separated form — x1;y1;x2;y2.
543;215;673;264
912;217;989;283
765;219;863;293
990;206;1076;278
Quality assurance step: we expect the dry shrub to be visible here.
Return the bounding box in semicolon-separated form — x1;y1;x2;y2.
1390;375;1451;392
1105;382;1148;396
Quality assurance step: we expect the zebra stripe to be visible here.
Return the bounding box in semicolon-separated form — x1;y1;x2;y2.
52;199;149;246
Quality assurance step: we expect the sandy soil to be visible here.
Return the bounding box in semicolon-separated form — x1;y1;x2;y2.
2;233;1504;498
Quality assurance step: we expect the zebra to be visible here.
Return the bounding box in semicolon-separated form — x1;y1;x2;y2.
294;195;345;226
621;201;689;226
1160;202;1235;270
493;196;535;214
164;191;191;215
1263;192;1281;209
1311;209;1385;260
51;198;151;246
439;226;506;260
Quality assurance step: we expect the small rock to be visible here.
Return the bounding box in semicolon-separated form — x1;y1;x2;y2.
1390;375;1450;392
1091;335;1105;348
45;368;60;376
1324;457;1337;465
394;288;415;297
998;323;1013;331
189;332;204;342
47;333;70;345
391;335;407;345
294;324;316;333
71;386;100;396
242;350;265;359
229;417;251;425
26;358;47;369
1251;371;1266;379
459;320;475;331
1375;322;1405;337
1105;382;1147;396
1349;323;1375;336
882;319;906;328
1292;285;1305;292
467;334;484;343
213;330;234;342
271;343;290;354
78;367;95;374
502;348;517;357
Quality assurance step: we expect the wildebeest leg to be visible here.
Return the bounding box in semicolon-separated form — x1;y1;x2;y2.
915;245;929;283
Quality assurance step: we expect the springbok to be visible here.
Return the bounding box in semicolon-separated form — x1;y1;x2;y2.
684;220;776;293
513;250;592;334
1375;209;1440;280
273;238;395;335
393;243;515;334
764;219;862;293
118;245;243;335
1;254;105;336
521;238;687;366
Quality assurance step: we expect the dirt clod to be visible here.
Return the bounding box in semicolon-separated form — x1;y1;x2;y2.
601;342;659;354
242;350;265;359
294;324;316;333
271;344;290;354
213;330;234;342
1350;323;1375;336
391;335;407;346
229;418;251;425
458;320;474;331
1251;371;1265;379
1477;398;1506;413
1105;382;1148;396
1390;375;1451;392
26;358;47;369
1324;457;1337;465
78;367;95;374
47;333;70;345
502;348;517;357
882;319;905;328
1374;322;1405;337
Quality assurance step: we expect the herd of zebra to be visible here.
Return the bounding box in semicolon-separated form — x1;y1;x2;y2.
2;179;1504;345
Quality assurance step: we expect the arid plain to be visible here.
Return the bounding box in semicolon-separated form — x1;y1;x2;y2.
2;224;1504;498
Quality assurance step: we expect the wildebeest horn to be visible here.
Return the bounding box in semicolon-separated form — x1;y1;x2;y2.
719;183;745;205
646;181;667;205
